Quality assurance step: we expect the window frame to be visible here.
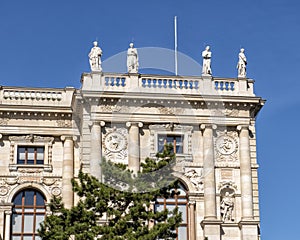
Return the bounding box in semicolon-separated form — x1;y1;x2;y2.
155;183;189;240
17;146;45;165
11;189;46;240
149;124;193;161
157;134;184;154
8;135;54;172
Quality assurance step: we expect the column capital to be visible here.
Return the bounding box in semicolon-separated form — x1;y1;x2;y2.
88;120;105;127
200;124;217;131
237;125;250;132
4;210;12;215
188;200;196;206
126;121;143;128
61;135;77;142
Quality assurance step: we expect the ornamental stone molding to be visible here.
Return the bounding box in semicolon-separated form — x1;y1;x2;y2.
0;175;62;202
99;104;123;113
0;117;10;125
157;106;184;115
214;130;238;162
57;119;72;128
102;127;128;164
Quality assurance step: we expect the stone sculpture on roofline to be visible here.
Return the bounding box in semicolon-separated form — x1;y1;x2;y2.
127;42;139;73
88;41;103;72
88;42;248;79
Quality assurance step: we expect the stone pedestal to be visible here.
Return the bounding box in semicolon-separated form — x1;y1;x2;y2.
126;122;143;174
239;220;259;240
201;219;222;240
90;121;105;180
61;135;76;209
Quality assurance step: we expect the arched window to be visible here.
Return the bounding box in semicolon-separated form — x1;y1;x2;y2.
155;182;188;240
11;189;46;240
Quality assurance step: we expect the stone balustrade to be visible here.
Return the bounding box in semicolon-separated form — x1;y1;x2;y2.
0;87;75;107
81;72;255;97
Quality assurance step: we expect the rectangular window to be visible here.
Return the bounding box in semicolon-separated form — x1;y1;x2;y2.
158;135;184;154
17;147;44;165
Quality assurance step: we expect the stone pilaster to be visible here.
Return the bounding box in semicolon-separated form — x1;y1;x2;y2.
90;121;105;180
200;124;222;240
188;200;196;240
200;124;217;220
61;135;76;209
126;122;143;174
1;203;13;240
237;125;254;220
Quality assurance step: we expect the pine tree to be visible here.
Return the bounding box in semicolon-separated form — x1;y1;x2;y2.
39;144;183;240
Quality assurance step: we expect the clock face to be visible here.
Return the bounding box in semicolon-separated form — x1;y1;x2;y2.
216;136;237;155
104;132;126;152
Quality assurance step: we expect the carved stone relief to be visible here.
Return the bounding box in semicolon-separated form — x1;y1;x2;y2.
184;168;203;192
215;131;238;162
102;127;128;164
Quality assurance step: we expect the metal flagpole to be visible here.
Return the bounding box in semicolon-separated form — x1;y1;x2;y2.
174;16;178;76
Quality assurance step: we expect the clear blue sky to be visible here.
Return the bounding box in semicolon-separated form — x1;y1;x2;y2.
0;0;299;239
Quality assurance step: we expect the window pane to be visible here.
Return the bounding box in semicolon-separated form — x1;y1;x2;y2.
155;204;164;212
23;215;34;233
166;204;175;216
12;214;22;233
178;205;187;223
35;215;45;232
178;226;187;240
23;236;34;240
35;236;42;240
17;147;26;164
25;191;34;205
36;192;45;206
158;136;165;152
24;208;34;213
13;193;23;205
12;237;21;240
36;148;44;163
36;209;45;213
27;148;35;160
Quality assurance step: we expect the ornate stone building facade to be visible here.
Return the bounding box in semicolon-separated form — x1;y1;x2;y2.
0;48;264;239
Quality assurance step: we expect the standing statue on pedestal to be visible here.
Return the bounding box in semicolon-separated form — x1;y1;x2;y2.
237;48;247;78
202;45;212;75
127;43;139;73
220;192;234;222
88;41;103;72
